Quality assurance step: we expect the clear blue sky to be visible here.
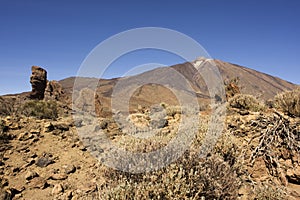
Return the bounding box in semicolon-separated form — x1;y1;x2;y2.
0;0;299;95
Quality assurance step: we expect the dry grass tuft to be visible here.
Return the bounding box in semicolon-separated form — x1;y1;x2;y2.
273;88;300;117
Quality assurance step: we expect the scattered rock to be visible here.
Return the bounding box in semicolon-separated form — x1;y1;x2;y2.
239;110;250;115
10;184;25;194
52;183;64;195
29;129;40;134
25;170;39;181
63;165;76;174
29;177;49;189
54;122;69;131
0;189;12;200
44;122;54;132
63;191;73;200
74;119;83;128
249;157;269;181
49;173;68;180
287;166;300;184
36;155;54;168
52;129;62;136
17;132;33;141
78;182;97;193
1;178;9;187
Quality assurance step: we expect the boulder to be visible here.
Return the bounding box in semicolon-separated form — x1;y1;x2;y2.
44;80;63;101
29;66;47;100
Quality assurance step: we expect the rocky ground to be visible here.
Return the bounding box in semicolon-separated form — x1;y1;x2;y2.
0;105;300;199
0;115;106;199
0;66;299;199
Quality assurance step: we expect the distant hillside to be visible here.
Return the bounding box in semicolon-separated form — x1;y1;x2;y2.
59;58;297;115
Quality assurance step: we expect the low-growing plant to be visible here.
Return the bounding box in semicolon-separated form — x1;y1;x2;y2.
166;105;181;117
0;119;5;137
21;100;58;119
253;183;286;200
0;97;15;116
98;153;241;200
273;88;300;117
228;94;265;112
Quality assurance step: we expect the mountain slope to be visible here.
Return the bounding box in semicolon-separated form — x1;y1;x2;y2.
60;58;297;115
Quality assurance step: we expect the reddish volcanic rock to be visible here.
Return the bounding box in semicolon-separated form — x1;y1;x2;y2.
29;66;47;100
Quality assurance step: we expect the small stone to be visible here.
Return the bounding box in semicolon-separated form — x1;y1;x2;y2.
12;167;20;173
63;165;76;174
239;110;250;115
21;158;35;169
52;129;62;135
78;182;97;193
44;122;54;132
63;191;73;200
36;156;54;168
49;173;68;180
30;129;40;134
0;189;12;200
74;119;83;128
52;184;64;195
1;178;9;187
17;132;33;141
10;184;25;194
25;170;39;181
54;123;69;131
29;177;49;189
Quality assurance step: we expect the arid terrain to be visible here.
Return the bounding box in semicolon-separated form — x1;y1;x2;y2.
0;58;300;200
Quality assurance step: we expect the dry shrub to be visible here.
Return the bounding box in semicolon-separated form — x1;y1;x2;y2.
0;97;15;116
228;94;264;112
21;100;58;119
273;88;300;117
225;77;241;100
253;183;286;200
166;106;181;117
98;153;241;200
0;119;4;135
249;112;300;170
0;119;12;155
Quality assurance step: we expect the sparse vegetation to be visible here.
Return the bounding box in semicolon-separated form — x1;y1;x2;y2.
166;105;181;117
273;87;300;117
228;94;265;111
0;97;15;116
249;111;300;168
98;154;241;200
254;183;286;200
0;119;5;140
21;100;58;119
225;77;241;100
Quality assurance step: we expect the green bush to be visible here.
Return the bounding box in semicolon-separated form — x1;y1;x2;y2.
273;88;300;117
21;100;58;119
228;94;264;112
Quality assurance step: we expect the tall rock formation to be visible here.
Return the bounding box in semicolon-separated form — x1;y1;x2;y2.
44;80;63;101
29;66;47;100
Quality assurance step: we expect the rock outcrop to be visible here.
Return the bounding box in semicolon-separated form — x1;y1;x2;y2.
29;66;47;100
44;80;63;101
